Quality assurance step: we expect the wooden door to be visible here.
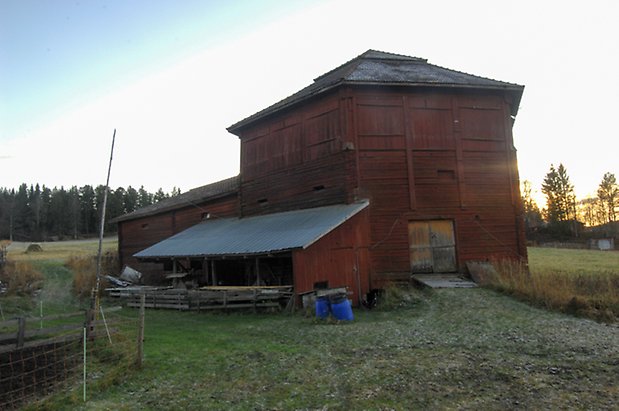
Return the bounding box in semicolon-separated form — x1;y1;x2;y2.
409;220;456;273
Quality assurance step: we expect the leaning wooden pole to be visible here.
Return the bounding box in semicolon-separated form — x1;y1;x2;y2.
93;129;116;312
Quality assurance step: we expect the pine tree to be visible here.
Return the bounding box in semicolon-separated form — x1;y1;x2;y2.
153;188;168;203
541;164;577;222
137;186;153;208
124;186;139;214
597;172;618;223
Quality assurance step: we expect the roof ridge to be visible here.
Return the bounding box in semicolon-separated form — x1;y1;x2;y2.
312;51;366;82
313;49;426;82
424;61;523;88
361;49;427;62
111;175;239;223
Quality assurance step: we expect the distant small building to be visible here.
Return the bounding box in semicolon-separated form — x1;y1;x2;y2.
114;50;527;305
589;238;615;251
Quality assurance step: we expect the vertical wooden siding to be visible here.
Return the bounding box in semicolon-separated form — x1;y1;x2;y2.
353;88;525;284
292;209;370;305
238;92;357;216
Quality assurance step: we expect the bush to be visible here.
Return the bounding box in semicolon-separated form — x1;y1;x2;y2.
67;251;118;299
0;260;44;295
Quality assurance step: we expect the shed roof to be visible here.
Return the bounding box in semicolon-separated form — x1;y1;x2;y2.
134;200;369;259
111;175;239;223
228;50;524;133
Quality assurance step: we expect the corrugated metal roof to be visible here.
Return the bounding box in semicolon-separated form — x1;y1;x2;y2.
227;49;524;133
111;176;239;223
134;201;369;259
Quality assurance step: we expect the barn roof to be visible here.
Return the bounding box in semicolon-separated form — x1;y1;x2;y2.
228;49;524;133
111;175;239;223
133;200;369;259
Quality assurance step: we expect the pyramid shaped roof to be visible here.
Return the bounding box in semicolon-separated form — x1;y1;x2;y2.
228;50;523;133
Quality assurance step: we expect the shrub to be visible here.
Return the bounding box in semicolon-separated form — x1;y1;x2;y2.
67;251;118;300
0;260;44;295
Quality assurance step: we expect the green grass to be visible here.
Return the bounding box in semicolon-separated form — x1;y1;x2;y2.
8;243;619;409
528;247;619;275
34;288;618;410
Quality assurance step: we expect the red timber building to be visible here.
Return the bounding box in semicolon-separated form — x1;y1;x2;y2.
114;50;527;305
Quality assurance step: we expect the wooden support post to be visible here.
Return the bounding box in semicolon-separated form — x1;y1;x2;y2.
253;288;258;313
211;260;217;286
255;257;261;286
136;293;145;368
207;257;210;285
16;317;25;348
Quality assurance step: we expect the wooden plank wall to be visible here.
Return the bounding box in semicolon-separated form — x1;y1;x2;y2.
292;209;370;306
238;92;357;216
117;195;239;280
352;89;525;283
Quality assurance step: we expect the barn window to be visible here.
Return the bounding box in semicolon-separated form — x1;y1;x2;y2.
313;185;325;192
141;223;149;230
437;170;456;180
201;211;211;220
257;198;269;205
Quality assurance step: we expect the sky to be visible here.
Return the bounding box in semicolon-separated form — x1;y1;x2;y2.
1;0;618;207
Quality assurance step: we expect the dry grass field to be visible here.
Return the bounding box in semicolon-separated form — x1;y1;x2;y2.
479;247;619;322
6;237;117;262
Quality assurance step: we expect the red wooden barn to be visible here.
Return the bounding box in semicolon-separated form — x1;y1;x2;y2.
114;50;527;304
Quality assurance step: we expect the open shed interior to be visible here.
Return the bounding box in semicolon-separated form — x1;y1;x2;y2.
158;253;293;288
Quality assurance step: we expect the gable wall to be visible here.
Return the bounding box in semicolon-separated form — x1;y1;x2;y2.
348;87;526;284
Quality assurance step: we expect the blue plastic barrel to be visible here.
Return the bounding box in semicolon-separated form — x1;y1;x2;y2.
315;296;330;319
330;294;353;321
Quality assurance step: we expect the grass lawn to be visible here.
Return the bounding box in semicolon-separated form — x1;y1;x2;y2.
47;288;618;411
528;246;619;275
7;244;618;409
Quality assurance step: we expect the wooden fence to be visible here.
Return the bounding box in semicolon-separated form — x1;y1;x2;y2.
107;286;294;312
0;306;135;409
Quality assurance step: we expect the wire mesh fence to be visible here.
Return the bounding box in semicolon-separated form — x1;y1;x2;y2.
0;304;141;409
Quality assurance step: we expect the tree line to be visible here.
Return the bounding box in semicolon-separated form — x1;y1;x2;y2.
522;165;618;239
0;184;181;242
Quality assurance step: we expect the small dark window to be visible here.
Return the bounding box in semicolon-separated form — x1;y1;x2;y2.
313;185;325;191
257;198;268;205
437;170;456;180
201;212;210;220
141;223;149;229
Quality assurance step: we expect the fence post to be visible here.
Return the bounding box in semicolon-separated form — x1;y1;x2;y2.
136;293;145;368
83;327;87;402
85;309;95;341
16;317;25;348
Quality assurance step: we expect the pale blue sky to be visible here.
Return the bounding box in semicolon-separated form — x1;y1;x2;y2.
0;0;310;138
1;0;617;206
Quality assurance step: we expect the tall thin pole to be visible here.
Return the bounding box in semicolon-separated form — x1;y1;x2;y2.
94;129;116;310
